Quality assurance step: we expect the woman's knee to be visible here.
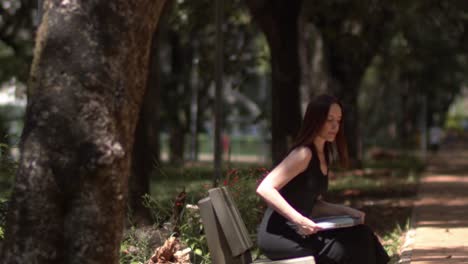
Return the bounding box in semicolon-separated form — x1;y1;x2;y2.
353;224;375;238
340;224;376;249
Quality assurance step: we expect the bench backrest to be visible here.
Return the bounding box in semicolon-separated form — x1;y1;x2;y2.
199;187;317;264
198;187;253;264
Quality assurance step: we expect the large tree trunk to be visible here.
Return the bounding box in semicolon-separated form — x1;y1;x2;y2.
321;41;373;166
245;0;303;164
0;1;166;263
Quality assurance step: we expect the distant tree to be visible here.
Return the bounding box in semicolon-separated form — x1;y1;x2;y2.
245;0;303;164
159;0;266;164
302;0;396;165
0;1;167;263
360;1;468;148
0;1;35;159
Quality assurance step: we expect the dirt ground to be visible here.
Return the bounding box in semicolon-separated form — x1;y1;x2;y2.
400;141;468;264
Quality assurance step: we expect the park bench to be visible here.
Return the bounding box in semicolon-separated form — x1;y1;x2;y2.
198;187;316;264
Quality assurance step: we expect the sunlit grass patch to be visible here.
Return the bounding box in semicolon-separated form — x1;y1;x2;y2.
382;219;411;263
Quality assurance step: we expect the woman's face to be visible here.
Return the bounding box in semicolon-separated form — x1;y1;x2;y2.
318;103;342;142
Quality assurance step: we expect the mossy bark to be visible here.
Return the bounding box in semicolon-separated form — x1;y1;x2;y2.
1;1;166;263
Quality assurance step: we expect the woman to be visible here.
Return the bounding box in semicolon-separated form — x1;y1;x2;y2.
256;95;389;264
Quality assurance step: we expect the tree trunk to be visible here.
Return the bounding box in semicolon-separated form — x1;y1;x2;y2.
129;2;170;226
164;29;193;165
323;42;367;166
129;30;161;226
336;84;361;165
169;126;185;165
303;1;395;166
1;1;166;263
245;0;303;164
298;20;329;106
298;14;313;112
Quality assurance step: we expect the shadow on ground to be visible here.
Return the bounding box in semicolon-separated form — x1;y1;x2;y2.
411;247;468;263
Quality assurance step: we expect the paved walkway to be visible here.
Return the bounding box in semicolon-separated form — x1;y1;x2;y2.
401;142;468;263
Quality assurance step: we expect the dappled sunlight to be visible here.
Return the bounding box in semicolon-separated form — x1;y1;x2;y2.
411;246;468;263
405;139;468;263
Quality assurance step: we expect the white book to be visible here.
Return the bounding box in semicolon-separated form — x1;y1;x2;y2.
313;215;362;230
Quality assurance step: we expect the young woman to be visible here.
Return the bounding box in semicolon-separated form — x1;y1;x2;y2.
256;95;389;263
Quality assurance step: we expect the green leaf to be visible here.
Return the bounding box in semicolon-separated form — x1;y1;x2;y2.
194;248;203;256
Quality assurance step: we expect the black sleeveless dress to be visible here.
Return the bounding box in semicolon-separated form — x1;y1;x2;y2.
257;145;390;264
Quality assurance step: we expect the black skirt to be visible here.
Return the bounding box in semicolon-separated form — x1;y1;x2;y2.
257;218;390;264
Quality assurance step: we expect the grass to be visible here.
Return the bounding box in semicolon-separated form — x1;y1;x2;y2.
149;161;266;204
383;220;410;259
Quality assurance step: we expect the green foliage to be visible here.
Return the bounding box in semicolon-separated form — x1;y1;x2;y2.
131;165;270;263
363;154;425;174
141;194;173;227
383;219;411;264
170;166;269;263
0;141;18;241
329;156;423;199
0;1;35;83
0;143;18;199
0;198;7;240
149;164;211;204
446;96;468;132
178;205;210;264
445;114;465;131
358;1;468;149
119;227;153;264
220;167;268;235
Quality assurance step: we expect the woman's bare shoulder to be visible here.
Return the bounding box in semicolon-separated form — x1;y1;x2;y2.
285;146;313;167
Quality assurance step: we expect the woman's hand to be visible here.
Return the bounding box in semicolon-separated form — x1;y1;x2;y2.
343;207;365;224
294;216;323;237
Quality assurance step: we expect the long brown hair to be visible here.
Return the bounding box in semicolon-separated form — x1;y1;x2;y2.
289;94;349;168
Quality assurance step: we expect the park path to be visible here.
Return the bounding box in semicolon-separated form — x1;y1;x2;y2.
401;140;468;263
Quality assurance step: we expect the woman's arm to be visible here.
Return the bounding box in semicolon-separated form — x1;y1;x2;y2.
311;199;365;223
256;147;322;235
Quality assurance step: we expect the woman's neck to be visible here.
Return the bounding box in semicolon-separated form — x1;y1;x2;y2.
313;137;326;154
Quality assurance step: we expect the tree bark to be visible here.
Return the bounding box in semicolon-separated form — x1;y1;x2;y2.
0;1;166;263
129;1;171;226
129;30;161;227
245;0;303;164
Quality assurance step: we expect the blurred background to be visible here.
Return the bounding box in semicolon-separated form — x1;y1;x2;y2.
1;1;468;262
1;1;467;169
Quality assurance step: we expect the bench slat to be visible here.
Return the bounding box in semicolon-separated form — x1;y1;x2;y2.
198;197;234;263
208;187;254;257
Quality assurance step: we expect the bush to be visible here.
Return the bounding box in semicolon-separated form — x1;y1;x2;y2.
120;226;153;264
178;204;210;264
220;167;269;236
